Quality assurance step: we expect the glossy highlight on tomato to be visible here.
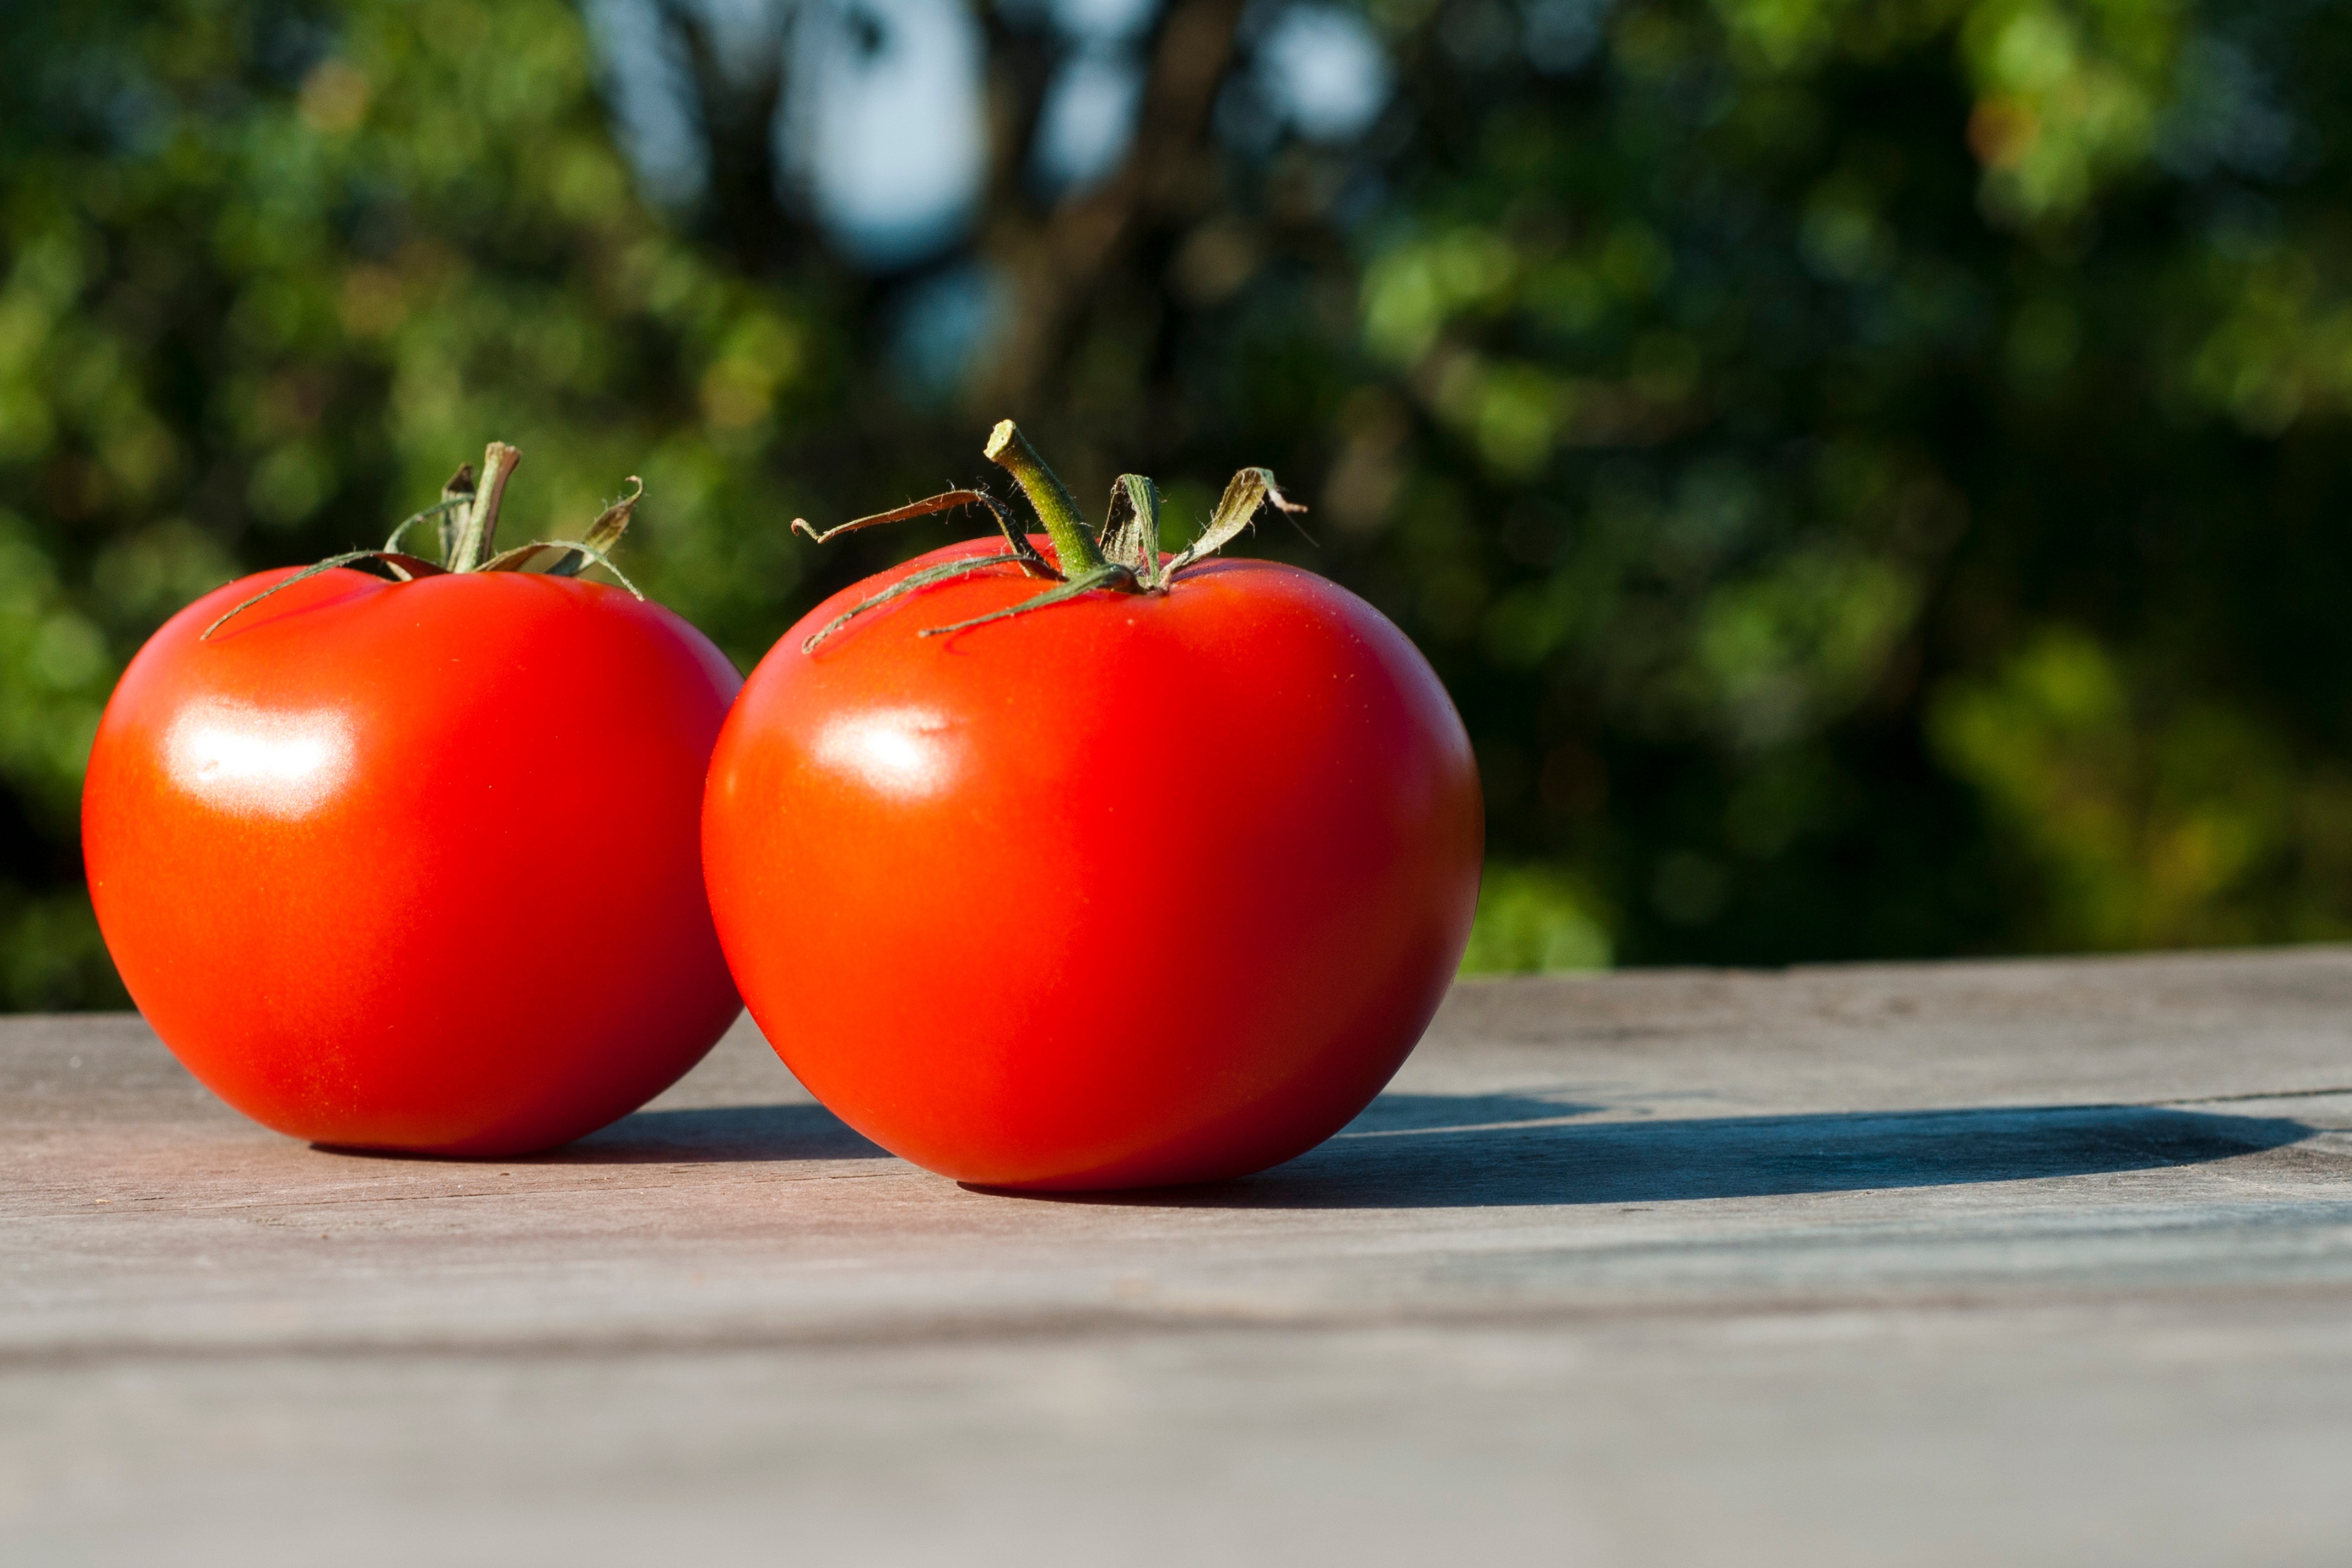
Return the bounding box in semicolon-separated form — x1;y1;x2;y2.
83;565;745;1156
704;535;1483;1190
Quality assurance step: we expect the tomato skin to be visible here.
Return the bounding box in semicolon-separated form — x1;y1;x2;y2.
704;538;1483;1190
82;566;745;1156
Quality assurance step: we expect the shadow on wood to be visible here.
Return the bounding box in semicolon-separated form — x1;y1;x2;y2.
532;1090;1606;1167
322;1091;2309;1201
992;1101;2315;1208
543;1103;890;1164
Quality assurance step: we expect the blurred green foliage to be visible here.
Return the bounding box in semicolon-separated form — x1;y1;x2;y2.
4;0;2351;1006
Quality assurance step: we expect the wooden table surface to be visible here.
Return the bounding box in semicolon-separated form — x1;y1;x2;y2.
9;947;2352;1565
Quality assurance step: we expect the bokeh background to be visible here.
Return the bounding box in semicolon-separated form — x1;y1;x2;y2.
5;0;2351;1009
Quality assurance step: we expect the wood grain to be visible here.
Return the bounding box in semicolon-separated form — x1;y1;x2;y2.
8;947;2352;1564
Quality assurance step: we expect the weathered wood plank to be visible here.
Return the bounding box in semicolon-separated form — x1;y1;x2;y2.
6;947;2352;1564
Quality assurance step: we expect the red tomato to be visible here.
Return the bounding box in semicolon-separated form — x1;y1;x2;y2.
703;537;1483;1190
83;566;744;1156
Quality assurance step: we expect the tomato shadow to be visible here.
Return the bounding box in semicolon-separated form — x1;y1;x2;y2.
985;1097;2312;1209
546;1102;890;1164
309;1103;887;1164
1342;1089;1605;1133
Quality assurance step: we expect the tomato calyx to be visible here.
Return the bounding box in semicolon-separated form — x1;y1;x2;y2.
790;419;1306;652
200;441;650;639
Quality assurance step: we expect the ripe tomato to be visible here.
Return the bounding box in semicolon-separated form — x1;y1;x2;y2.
704;536;1483;1190
83;566;744;1156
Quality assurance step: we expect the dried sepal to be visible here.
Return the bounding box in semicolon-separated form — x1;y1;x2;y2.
1102;474;1162;587
546;478;643;576
1163;468;1306;578
436;462;477;564
478;540;645;598
793;488;1058;580
383;495;470;556
787;423;1308;650
918;563;1136;640
801;551;1030;654
207;444;654;644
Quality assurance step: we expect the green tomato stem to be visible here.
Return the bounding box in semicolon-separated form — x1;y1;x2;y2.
787;421;1300;652
445;441;519;573
203;442;647;639
985;420;1106;575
